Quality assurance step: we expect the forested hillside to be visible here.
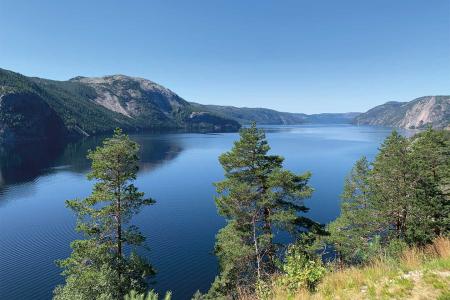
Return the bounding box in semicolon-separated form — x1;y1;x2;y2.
0;69;240;143
191;102;360;125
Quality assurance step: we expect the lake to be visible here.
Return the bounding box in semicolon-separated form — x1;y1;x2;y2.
0;125;412;299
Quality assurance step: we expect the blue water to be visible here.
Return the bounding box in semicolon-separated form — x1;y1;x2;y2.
0;125;409;299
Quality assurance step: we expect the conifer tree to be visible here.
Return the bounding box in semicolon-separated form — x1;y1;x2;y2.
208;123;314;297
325;129;450;265
408;127;450;243
324;157;380;264
54;129;155;300
370;130;415;240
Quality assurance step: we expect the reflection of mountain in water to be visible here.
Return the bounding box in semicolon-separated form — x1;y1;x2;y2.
0;140;65;188
0;134;184;193
133;135;183;173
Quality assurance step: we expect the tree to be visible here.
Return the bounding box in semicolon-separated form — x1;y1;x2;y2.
323;157;388;264
208;123;315;297
370;130;415;240
54;128;155;300
408;127;450;243
324;129;450;265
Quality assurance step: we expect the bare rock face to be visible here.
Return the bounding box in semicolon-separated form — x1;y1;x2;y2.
398;96;448;128
70;74;240;131
71;75;188;119
354;96;450;129
0;92;67;143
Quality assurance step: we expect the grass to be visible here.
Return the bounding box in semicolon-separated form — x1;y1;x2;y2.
245;237;450;300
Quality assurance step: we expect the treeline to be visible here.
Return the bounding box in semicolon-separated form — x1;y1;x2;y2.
323;128;449;265
53;125;449;299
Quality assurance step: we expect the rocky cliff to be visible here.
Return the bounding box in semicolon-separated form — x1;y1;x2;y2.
354;96;450;129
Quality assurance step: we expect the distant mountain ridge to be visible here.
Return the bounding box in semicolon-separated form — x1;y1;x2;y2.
191;103;360;125
354;96;450;129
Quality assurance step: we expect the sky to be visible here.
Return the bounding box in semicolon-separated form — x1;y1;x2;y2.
0;0;449;114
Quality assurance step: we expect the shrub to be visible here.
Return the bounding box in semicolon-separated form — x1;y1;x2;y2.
125;290;172;300
276;245;326;294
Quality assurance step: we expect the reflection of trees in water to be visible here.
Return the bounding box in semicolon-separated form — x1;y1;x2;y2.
0;134;184;192
57;135;184;174
0;140;65;188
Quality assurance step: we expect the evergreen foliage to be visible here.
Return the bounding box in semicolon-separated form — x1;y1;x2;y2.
324;128;450;265
54;129;155;300
208;123;317;297
125;289;172;300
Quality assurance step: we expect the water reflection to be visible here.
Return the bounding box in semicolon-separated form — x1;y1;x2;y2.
0;141;65;189
0;134;184;198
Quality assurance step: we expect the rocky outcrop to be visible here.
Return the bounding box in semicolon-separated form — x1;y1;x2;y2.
71;75;188;120
69;75;241;131
354;96;450;129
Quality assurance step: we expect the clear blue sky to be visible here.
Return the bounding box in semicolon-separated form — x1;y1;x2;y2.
0;0;449;113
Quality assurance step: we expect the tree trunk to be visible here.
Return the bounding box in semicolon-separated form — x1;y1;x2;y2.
116;158;123;299
252;216;261;281
263;207;275;269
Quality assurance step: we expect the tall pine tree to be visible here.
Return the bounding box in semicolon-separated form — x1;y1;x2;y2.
208;123;315;297
54;129;155;300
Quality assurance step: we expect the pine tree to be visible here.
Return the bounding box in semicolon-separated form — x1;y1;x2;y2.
324;157;381;264
208;123;314;297
325;129;450;265
370;130;415;240
54;128;155;300
408;127;450;243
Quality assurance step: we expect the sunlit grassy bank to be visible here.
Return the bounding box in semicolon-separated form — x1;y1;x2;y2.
241;237;450;300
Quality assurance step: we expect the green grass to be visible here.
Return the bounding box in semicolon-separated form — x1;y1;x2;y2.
250;237;450;300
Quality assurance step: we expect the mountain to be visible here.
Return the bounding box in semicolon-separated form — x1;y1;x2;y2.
303;112;361;124
0;67;362;144
191;103;360;125
0;69;240;143
354;96;450;129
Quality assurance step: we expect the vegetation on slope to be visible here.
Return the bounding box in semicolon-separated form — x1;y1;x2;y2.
252;237;450;300
0;68;240;142
202;127;449;300
0;68;139;137
191;103;360;125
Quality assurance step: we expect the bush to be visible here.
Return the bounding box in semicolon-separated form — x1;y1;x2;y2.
276;245;326;294
125;290;172;300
